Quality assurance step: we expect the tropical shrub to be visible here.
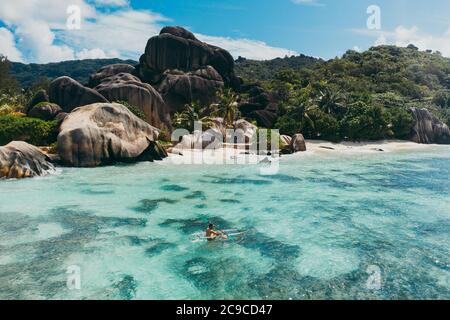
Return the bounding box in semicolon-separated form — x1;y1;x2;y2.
117;100;146;120
340;102;392;141
0;115;58;146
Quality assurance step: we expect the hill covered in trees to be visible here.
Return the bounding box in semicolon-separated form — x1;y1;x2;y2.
11;58;137;88
262;45;450;141
234;54;321;82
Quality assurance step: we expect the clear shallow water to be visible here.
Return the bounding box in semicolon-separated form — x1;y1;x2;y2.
0;147;449;300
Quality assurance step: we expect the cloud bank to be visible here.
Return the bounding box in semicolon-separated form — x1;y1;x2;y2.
0;0;297;63
354;26;450;57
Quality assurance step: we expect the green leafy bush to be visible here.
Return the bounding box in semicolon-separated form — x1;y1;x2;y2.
117;101;146;120
388;108;415;139
340;102;392;141
0;115;58;146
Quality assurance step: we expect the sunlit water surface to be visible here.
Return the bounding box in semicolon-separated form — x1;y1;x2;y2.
1;147;449;299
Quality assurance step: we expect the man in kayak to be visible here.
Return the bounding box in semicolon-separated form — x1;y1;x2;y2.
206;224;228;241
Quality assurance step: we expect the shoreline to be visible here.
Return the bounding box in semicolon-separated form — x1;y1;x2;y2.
302;139;440;154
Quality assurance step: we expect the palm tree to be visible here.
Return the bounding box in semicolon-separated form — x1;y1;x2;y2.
285;96;317;129
211;89;240;128
172;101;213;132
316;87;347;116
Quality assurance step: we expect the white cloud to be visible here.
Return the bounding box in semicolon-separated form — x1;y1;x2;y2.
0;27;24;62
0;0;298;63
354;26;450;57
197;34;298;60
93;0;129;7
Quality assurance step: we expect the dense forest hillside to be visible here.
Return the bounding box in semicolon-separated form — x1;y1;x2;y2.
9;55;321;88
264;45;450;141
11;58;137;88
234;54;321;82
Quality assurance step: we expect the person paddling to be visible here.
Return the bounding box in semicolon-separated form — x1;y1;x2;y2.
205;224;228;241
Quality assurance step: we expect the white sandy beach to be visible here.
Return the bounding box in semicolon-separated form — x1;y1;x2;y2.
166;140;444;166
303;139;439;154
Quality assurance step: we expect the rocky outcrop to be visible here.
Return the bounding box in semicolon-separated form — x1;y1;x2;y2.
94;73;171;130
234;119;257;143
0;141;55;179
27;89;49;113
137;26;239;89
88;64;136;88
291;134;307;152
57;103;167;167
28;102;62;121
409;108;450;144
174;130;223;150
239;84;279;128
157;66;224;113
49;76;108;113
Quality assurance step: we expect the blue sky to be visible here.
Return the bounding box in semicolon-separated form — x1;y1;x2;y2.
1;0;449;63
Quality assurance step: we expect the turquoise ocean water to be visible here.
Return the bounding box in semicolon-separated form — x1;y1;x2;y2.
0;146;449;299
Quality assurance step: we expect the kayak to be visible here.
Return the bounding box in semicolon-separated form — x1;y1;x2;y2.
191;230;246;243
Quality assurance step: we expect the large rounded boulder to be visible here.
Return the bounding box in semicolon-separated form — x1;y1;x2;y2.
157;66;224;113
28;102;62;121
291;133;307;152
49;76;108;113
57;103;167;167
0;141;55;179
409;108;450;144
94;73;171;130
138;26;239;88
88;64;136;88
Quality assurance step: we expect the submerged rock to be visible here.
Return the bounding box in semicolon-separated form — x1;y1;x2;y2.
95;72;171;130
0;141;55;179
49;76;108;113
57;103;167;167
291;134;307;152
409;107;450;144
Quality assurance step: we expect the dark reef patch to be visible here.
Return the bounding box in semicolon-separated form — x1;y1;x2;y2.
181;256;260;299
113;275;138;300
145;240;176;257
220;199;241;204
202;175;272;186
160;184;189;192
133;198;178;214
80;188;115;195
185;191;207;200
238;231;300;261
194;204;207;209
264;174;302;183
160;216;233;235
